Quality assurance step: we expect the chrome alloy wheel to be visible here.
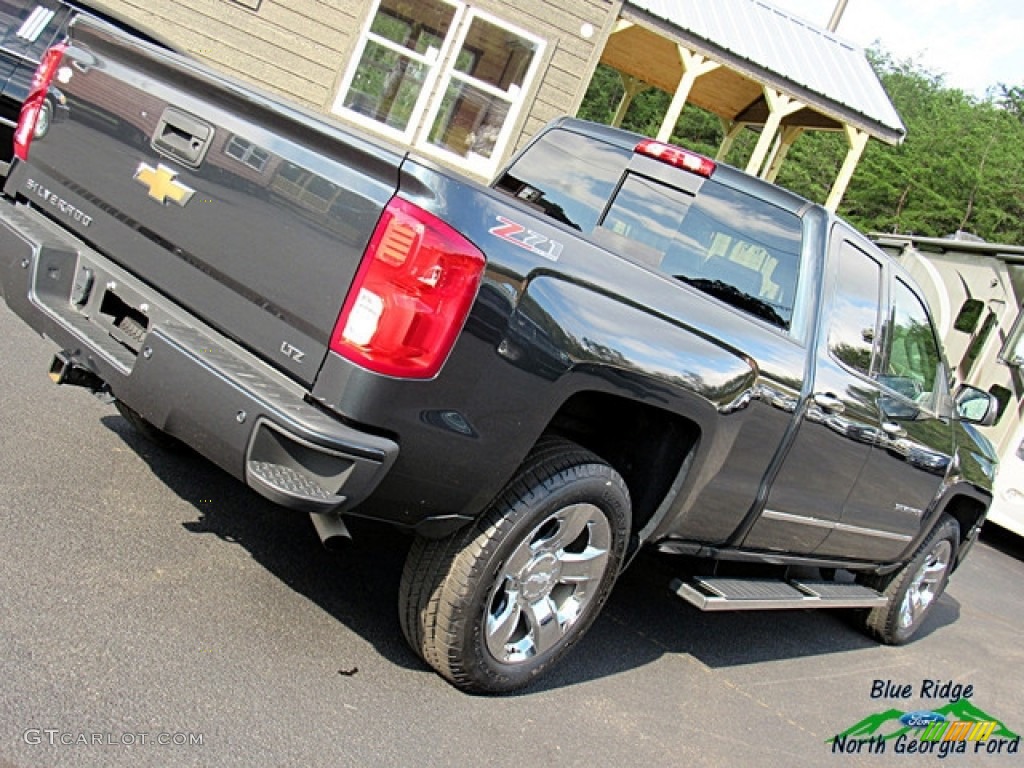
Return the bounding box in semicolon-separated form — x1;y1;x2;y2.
898;539;952;630
485;502;611;663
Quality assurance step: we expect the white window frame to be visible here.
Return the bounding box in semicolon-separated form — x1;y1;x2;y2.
332;0;466;145
333;3;546;178
414;7;546;178
224;136;270;173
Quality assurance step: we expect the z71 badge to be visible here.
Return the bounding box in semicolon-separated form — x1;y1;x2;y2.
489;216;562;262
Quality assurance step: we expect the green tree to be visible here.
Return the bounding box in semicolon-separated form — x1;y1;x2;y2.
578;54;1024;245
998;84;1024;122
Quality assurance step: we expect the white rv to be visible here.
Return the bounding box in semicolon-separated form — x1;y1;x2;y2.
874;233;1024;538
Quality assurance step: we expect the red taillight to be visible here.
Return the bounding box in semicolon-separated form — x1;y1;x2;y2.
330;197;486;379
14;42;67;162
635;139;716;177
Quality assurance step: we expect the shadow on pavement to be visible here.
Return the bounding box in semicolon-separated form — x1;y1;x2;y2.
101;413;960;695
979;523;1024;561
101;414;423;674
526;550;960;694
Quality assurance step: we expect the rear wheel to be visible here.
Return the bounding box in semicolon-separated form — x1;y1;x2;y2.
859;514;959;644
399;438;631;693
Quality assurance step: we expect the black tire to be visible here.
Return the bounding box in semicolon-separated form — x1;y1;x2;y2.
859;514;959;645
399;437;631;693
114;400;180;450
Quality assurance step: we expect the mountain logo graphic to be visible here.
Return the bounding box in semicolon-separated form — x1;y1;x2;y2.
830;699;1020;743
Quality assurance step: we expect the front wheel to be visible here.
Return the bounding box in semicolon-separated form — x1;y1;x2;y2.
399;438;631;693
859;514;959;644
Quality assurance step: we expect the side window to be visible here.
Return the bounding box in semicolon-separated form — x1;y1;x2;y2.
494;130;631;232
882;278;943;409
598;175;803;330
829;242;883;376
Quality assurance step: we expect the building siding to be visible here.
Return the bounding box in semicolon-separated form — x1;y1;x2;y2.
90;0;619;173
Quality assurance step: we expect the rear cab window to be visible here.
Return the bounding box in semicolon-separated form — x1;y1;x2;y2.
495;127;804;331
494;131;629;232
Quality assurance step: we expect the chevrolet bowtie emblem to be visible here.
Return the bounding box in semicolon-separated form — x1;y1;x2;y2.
133;162;195;207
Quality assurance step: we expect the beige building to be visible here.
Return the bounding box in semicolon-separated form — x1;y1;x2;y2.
95;0;619;180
89;0;902;203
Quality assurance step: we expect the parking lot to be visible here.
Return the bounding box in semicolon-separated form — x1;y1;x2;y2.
1;308;1022;768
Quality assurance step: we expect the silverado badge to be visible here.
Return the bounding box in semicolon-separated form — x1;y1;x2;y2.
133;162;195;207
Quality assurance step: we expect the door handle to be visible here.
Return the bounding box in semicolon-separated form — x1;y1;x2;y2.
151;107;214;168
813;393;845;414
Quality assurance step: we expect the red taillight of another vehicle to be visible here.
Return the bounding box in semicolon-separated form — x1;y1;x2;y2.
13;42;67;162
330;197;486;379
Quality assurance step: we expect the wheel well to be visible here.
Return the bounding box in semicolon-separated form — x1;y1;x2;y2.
943;494;987;545
545;391;699;534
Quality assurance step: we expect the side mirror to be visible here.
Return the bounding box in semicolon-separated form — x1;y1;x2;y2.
955;385;999;426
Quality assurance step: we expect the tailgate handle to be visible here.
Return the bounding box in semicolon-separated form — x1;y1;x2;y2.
151;107;214;169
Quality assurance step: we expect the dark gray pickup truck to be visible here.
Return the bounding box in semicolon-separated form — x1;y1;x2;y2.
0;18;1000;693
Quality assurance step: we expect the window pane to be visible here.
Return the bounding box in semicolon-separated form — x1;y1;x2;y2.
600;175;802;329
342;0;457;130
427;80;510;160
494;130;631;231
454;16;538;91
225;138;248;161
601;176;695;252
343;42;427;130
369;0;456;53
690;184;803;326
224;137;267;171
829;243;882;375
885;279;941;404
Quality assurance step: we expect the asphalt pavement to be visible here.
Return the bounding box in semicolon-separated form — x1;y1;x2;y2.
1;307;1022;768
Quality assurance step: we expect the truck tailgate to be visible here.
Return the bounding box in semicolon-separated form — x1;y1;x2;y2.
6;18;404;386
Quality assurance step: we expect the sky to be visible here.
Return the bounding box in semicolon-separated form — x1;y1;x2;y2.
768;0;1024;97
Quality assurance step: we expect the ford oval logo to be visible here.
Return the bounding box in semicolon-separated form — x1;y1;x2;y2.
900;710;946;728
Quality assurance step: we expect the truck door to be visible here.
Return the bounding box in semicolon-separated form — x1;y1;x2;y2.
742;234;888;556
814;276;954;561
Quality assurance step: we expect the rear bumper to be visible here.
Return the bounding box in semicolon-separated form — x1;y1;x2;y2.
0;201;398;514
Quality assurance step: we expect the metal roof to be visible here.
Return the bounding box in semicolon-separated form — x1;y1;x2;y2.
625;0;906;143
